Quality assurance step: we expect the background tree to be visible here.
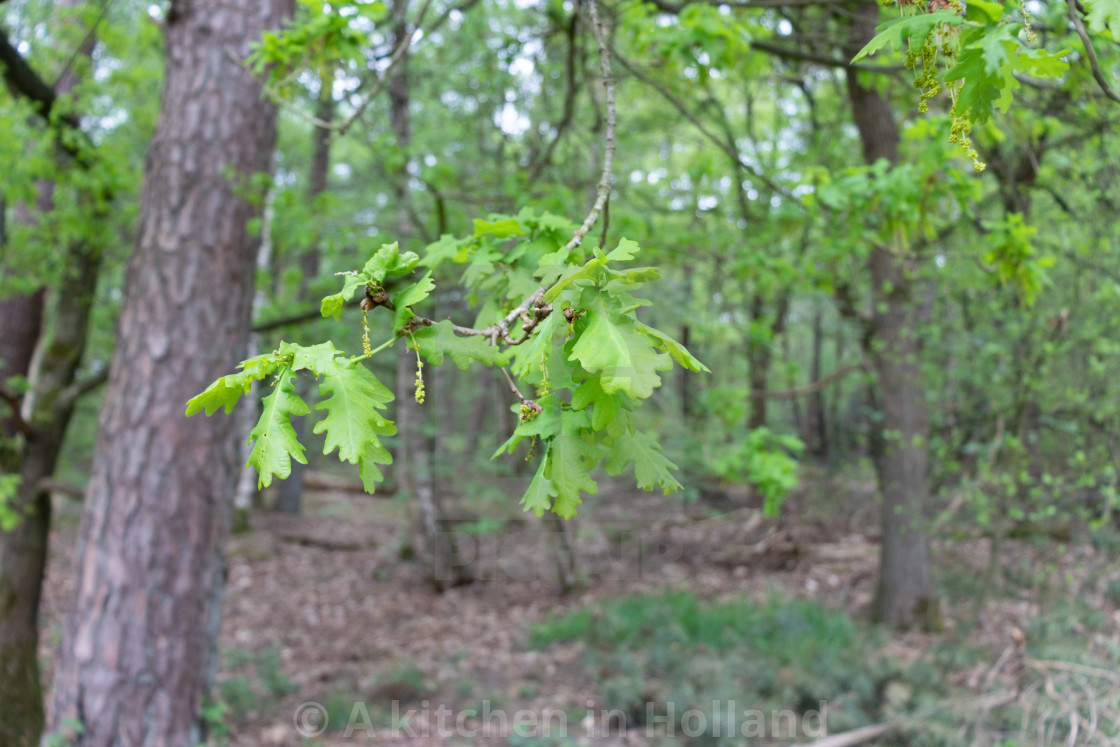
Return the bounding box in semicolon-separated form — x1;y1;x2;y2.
46;1;291;742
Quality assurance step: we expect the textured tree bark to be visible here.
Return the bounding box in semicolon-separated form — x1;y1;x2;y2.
46;1;291;743
0;288;49;747
845;0;940;630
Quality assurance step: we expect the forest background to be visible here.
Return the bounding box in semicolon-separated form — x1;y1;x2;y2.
2;0;1120;743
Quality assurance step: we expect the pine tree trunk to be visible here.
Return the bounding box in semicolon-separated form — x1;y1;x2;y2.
845;0;939;630
46;1;290;742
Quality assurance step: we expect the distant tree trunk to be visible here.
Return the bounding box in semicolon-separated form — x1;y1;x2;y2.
0;287;50;747
845;0;939;630
277;85;336;515
46;1;290;743
827;323;845;458
386;0;471;589
805;301;828;456
0;12;97;742
232;171;276;531
747;292;790;431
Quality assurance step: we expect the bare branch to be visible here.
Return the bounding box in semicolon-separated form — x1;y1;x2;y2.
0;383;34;437
609;46;797;201
57;367;109;412
750;363;864;400
1066;0;1120;106
259;0;435;134
563;0;616;254
751;39;904;72
498;365;536;408
0;24;97;167
482;0;618;345
335;0;435;136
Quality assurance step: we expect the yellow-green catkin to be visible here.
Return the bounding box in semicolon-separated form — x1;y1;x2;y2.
362;308;372;357
413;350;425;404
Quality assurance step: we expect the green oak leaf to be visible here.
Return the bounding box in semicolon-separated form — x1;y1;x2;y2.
320;273;365;320
1085;0;1120;35
945;46;1006;122
392;271;435;331
419;234;463;269
510;310;562;379
520;454;555;517
492;393;561;457
606;428;683;494
280;341;344;377
185;355;278;416
543;258;602;302
247;367;310;488
1014;47;1069;78
357;453;387;493
851;10;970;62
568;298;673;399
361;242;419;282
634;321;710;373
547;426;600;519
473;217;526;238
605;237;640;262
411;320;510;369
570;375;628;431
313;360;395;467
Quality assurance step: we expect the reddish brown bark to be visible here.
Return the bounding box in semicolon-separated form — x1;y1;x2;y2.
46;1;291;743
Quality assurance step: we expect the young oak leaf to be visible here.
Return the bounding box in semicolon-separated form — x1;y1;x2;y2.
633;321;710;373
510;310;562;379
605;237;640;262
185;354;279;416
851;10;970;62
606;428;683;494
492;393;561;458
570;375;630;431
547;428;600;519
361;242;419;283
280;341;344;378
568;299;672;400
392;271;435;332
247;367;310;488
320;273;366;321
520;453;555;517
1085;0;1120;35
313;360;395;470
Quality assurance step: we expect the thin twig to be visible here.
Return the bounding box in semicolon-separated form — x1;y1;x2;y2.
336;0;434;136
498;365;534;406
0;384;33;437
487;0;617;345
563;0;615;254
52;0;114;89
57;367;109;411
609;45;797;202
749;363;865;399
1067;0;1120;105
256;0;435;133
404;315;493;339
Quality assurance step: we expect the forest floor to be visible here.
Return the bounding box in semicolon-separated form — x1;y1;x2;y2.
38;469;1120;746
